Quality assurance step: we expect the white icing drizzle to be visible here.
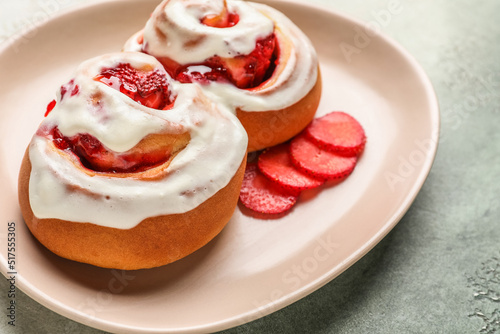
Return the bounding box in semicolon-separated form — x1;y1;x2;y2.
28;52;247;229
44;54;174;153
130;0;318;112
143;0;274;63
122;30;143;53
29;0;319;229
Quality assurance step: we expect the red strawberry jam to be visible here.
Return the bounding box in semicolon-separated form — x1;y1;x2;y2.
162;34;277;89
60;79;80;101
94;63;174;110
152;25;279;89
43;64;177;173
49;127;171;173
44;99;56;117
201;2;239;28
143;1;276;89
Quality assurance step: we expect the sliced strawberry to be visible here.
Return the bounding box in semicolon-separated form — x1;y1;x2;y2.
94;63;174;110
305;111;366;156
290;134;357;180
239;163;298;214
258;143;324;192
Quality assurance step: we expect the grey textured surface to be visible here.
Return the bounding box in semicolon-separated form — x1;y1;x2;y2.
1;0;500;333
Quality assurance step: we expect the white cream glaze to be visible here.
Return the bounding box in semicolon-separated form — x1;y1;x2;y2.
127;0;318;113
143;0;274;63
28;52;248;229
122;30;143;53
43;53;177;153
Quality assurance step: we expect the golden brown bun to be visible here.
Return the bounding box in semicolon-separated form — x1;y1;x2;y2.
239;24;322;152
18;150;246;270
238;68;322;152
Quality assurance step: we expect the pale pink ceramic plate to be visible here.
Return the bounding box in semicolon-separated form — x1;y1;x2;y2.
0;0;439;333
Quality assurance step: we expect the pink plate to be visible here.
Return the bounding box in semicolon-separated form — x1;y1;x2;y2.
0;0;439;332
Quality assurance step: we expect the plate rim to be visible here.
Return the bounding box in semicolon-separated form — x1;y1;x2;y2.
0;0;440;332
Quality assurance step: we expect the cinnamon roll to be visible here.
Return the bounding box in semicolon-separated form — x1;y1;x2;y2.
18;52;247;269
124;0;321;151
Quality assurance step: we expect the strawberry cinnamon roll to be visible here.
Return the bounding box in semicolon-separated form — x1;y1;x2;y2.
124;0;321;151
18;52;247;270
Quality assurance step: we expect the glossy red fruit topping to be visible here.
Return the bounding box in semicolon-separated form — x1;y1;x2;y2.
290;134;357;180
44;99;56;117
94;63;174;110
224;34;277;88
59;79;80;101
162;34;277;89
305;111;366;156
50;127;170;173
258;143;324;192
239;163;298;214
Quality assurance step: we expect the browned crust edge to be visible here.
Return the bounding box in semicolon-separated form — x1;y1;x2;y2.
18;149;246;270
237;67;322;152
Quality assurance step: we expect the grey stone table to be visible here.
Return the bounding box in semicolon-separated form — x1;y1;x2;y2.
1;0;499;333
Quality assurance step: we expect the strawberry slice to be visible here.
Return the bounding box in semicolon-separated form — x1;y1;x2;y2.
290;134;357;180
239;163;298;214
305;111;366;156
258;143;324;192
94;63;174;110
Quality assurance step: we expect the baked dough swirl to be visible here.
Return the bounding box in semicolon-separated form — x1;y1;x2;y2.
18;52;247;269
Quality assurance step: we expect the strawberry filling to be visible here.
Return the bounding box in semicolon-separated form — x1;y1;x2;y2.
142;0;276;88
42;64;178;173
94;63;175;110
44;79;81;117
44;99;56;117
49;127;171;173
155;34;278;89
200;2;239;28
60;79;80;101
